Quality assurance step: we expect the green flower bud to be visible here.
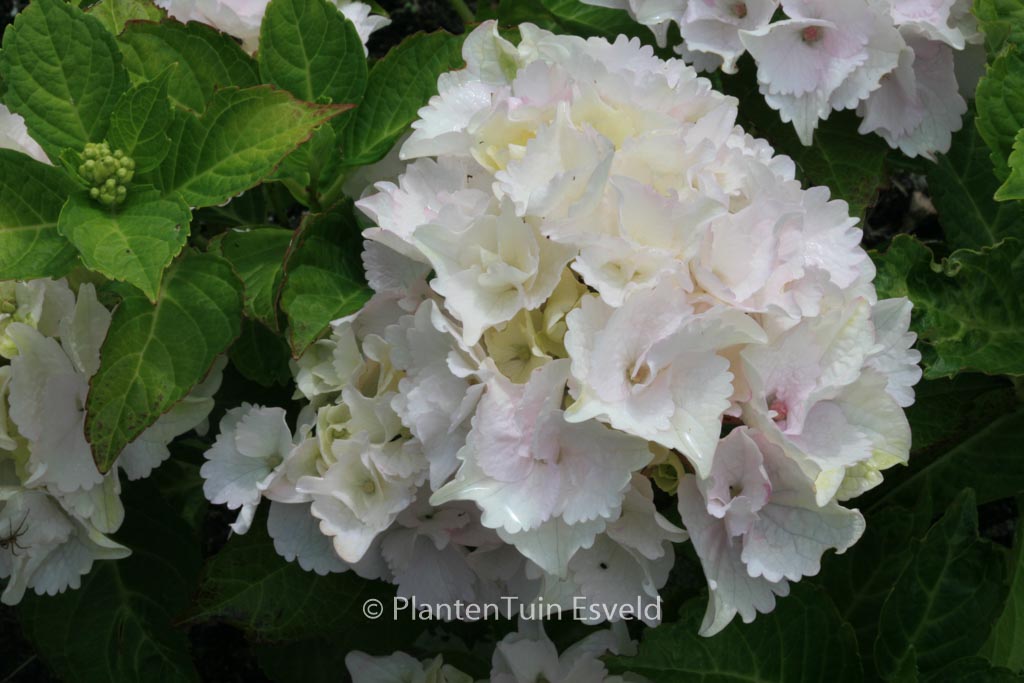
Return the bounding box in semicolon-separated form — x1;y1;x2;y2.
79;141;135;206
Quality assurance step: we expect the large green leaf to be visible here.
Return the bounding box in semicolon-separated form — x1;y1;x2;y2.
819;508;916;678
18;480;201;683
873;235;1024;378
118;19;259;113
279;203;371;356
982;499;1024;673
108;68;174;173
607;583;862;682
228;318;292;387
974;0;1024;54
722;64;890;221
146;86;347;208
214;226;293;329
927;110;1024;249
341;31;466;167
59;188;191;302
85;250;243;471
976;47;1024;181
874;490;1009;679
0;149;80;280
872;408;1024;513
0;0;129;158
86;0;165;35
185;512;396;642
258;0;368;105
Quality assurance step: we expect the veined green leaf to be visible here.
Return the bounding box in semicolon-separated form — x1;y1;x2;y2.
214;226;293;329
118;19;259;113
146;86;348;208
995;128;1024;201
279;202;370;356
259;0;368;105
341;31;466;167
58;187;191;302
875;490;1008;678
873;236;1024;378
0;149;80;280
85;250;243;471
927;110;1024;248
108;68;175;173
0;0;129;158
976;47;1024;181
86;0;165;35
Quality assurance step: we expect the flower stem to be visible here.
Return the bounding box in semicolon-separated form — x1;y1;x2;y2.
448;0;474;26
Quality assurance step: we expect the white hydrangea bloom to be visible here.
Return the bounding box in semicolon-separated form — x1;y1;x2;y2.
581;0;978;157
678;428;864;635
1;279;220;605
154;0;388;55
205;21;918;635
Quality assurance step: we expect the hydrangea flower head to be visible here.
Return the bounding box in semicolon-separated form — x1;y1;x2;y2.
203;20;919;635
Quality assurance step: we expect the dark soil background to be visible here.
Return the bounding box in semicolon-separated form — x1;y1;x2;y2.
0;1;1017;681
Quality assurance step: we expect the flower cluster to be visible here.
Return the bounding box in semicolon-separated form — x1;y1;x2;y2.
585;0;981;158
155;0;388;54
346;621;639;683
0;278;222;604
202;21;919;634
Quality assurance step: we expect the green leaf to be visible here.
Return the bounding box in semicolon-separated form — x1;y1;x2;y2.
258;0;368;105
975;46;1024;181
341;31;466;167
995;128;1024;200
0;149;80;280
981;499;1024;673
58;188;191;302
86;0;165;35
722;64;889;221
927;109;1024;248
18;480;201;683
497;0;647;42
0;0;129;158
819;508;917;678
873;236;1024;378
214;226;293;329
85;250;243;471
873;408;1024;512
974;0;1024;54
279;202;370;356
875;490;1009;679
229;318;292;387
904;374;1015;453
607;583;861;682
923;658;1020;683
108;68;175;173
147;86;347;208
118;19;259;113
186;511;396;642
